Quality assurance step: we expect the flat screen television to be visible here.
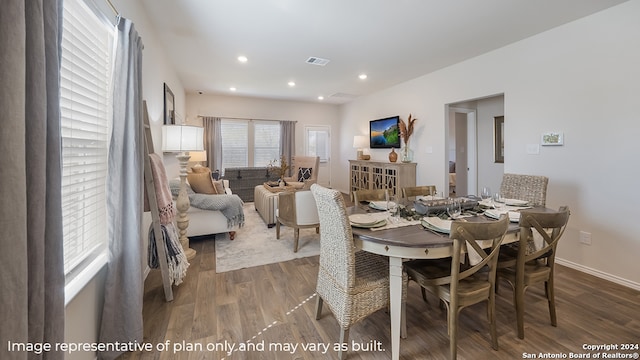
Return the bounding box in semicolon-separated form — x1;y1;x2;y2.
369;116;401;148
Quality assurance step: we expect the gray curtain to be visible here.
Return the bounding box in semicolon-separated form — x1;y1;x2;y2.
98;18;144;360
280;121;296;176
0;1;66;359
203;116;223;172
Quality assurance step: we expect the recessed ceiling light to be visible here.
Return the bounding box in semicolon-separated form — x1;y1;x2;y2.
237;55;248;63
359;74;368;80
229;87;236;91
317;96;324;101
288;81;296;87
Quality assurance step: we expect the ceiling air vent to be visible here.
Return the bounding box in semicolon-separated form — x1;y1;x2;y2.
329;92;357;99
306;57;330;66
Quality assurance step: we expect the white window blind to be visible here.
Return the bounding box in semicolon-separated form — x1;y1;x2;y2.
221;120;249;168
254;122;280;166
60;0;115;278
306;126;330;162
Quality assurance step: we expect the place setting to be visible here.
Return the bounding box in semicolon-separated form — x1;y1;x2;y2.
479;188;532;223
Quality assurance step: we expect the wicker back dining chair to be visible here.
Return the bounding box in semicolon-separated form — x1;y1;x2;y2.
497;206;570;339
404;216;509;360
499;173;549;207
310;184;392;360
352;188;389;204
401;185;437;200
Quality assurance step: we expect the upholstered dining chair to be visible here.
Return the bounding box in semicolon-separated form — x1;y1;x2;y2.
401;185;437;200
404;216;509;360
497;206;570;339
352;188;389;205
283;156;320;189
276;190;319;252
499;173;549;207
310;184;392;360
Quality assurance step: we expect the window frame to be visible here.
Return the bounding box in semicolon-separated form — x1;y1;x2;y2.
60;0;116;304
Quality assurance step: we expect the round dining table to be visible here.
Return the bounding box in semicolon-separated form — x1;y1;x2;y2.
348;206;527;360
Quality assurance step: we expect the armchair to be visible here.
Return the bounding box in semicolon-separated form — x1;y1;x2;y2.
276;190;320;252
283;156;320;189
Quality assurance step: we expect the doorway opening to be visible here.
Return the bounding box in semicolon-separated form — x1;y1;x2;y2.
446;94;505;197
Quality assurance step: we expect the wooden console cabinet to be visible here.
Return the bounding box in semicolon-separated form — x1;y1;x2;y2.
349;160;416;198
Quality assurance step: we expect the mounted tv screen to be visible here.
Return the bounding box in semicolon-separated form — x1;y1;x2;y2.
369;116;401;148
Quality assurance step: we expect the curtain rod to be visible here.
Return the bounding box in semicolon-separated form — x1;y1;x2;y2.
197;115;297;123
106;0;119;16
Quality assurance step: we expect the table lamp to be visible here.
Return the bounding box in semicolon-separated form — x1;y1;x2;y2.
162;124;204;260
189;150;207;169
353;135;368;160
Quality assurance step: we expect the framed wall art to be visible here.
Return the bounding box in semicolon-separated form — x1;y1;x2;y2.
163;83;175;125
494;116;504;163
541;132;564;146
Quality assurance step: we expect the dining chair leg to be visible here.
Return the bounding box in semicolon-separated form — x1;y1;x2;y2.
315;296;323;320
293;228;300;252
338;328;349;360
547;275;557;326
449;307;459;360
401;299;407;339
276;220;281;239
488;292;499;350
420;287;428;303
515;282;526;339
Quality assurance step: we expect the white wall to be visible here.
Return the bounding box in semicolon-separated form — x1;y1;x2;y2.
335;0;640;288
64;1;184;358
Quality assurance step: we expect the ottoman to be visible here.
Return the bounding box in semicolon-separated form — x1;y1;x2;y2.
254;185;279;227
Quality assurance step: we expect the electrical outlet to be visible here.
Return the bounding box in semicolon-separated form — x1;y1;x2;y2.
579;231;592;245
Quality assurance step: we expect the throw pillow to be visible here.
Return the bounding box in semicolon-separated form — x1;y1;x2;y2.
187;170;217;194
212;180;225;195
191;165;210;173
297;167;312;182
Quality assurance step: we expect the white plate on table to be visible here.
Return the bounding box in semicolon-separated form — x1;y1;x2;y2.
350;219;387;228
500;198;529;206
369;201;394;211
485;209;520;222
421;217;452;234
349;213;387;225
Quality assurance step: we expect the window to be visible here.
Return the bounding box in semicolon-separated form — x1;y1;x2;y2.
305;126;330;162
220;119;280;169
60;0;115;283
253;122;280;166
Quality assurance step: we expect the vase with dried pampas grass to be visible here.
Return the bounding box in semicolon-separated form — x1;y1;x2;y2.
399;113;417;162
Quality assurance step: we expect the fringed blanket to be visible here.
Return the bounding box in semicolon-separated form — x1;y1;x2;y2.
148;223;189;285
146;153;176;224
169;179;245;228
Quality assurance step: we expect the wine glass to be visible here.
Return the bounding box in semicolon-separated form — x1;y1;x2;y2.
493;192;505;210
387;195;399;223
481;187;492;200
447;198;462;220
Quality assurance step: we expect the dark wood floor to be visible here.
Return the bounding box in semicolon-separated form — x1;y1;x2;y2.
119;234;640;360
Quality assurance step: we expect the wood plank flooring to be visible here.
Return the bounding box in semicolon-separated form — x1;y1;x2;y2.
119;233;639;360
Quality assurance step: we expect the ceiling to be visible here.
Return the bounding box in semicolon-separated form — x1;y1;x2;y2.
141;0;626;104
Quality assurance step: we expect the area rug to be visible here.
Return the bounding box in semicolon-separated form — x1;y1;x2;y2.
214;202;320;273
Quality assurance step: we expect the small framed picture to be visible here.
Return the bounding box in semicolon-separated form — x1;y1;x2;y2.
541;132;563;146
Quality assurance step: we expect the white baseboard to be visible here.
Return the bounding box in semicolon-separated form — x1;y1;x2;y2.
143;265;150;280
556;258;640;291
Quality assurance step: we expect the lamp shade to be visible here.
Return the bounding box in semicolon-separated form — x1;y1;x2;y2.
353;135;368;149
162;125;204;152
189;150;207;162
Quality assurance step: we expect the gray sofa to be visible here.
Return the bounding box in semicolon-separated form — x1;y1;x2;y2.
223;167;279;202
